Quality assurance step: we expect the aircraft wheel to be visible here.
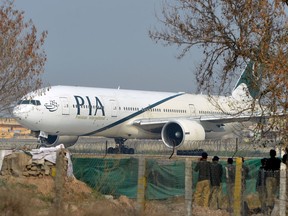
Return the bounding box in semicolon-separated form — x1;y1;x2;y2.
128;148;134;154
107;147;114;154
122;147;129;154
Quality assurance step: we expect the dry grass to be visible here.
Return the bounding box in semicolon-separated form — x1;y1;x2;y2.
0;176;138;216
0;176;232;216
0;180;39;216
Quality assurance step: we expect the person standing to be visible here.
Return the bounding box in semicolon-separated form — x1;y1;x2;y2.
209;156;223;210
194;152;211;207
264;149;281;212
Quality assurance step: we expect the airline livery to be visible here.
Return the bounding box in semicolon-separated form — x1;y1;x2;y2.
13;64;263;152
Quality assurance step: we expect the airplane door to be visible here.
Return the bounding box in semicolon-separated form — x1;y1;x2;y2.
60;97;70;115
189;104;196;116
110;99;117;117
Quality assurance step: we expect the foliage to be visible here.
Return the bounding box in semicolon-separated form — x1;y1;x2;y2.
149;0;288;141
0;0;47;115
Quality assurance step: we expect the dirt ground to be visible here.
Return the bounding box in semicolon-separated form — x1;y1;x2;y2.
0;175;232;216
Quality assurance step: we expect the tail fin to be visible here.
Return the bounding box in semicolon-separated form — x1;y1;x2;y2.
232;61;261;99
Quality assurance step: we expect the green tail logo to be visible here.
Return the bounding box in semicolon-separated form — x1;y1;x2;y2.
233;62;261;99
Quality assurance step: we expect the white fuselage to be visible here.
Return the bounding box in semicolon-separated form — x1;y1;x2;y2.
13;85;250;141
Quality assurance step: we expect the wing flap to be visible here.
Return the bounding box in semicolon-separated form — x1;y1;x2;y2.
199;113;267;124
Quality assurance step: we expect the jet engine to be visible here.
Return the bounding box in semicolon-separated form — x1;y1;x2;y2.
40;135;79;148
161;119;205;148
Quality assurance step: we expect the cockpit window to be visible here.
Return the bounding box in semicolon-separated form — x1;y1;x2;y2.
17;100;41;106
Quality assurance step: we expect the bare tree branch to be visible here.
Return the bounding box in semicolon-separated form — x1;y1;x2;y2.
0;0;47;115
150;0;288;141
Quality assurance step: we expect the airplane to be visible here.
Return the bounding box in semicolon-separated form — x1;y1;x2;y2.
12;63;264;153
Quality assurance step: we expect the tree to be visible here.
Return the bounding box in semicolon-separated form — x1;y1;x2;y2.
149;0;288;140
150;2;288;209
0;0;47;115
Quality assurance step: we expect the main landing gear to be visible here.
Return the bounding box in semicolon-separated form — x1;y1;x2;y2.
107;138;135;154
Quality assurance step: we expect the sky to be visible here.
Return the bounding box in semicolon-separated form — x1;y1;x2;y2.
14;1;201;93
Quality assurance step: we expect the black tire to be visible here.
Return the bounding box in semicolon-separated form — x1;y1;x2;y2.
122;147;129;154
107;147;114;154
128;148;135;154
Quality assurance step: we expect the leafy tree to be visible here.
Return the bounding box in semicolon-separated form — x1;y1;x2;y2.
0;0;47;115
150;2;288;208
149;0;288;140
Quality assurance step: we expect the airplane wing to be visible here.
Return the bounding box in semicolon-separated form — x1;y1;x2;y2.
133;114;268;133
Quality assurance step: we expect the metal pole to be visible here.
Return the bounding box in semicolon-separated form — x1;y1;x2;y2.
136;156;146;215
234;157;242;216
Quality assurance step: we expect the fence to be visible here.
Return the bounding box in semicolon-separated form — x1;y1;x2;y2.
68;137;281;158
0;137;281;158
71;155;287;216
1;137;287;215
0;138;38;150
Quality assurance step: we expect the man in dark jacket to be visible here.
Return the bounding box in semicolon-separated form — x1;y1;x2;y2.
194;152;211;207
209;156;223;210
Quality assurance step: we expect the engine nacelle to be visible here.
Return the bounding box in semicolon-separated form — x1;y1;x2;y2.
43;135;79;148
161;119;205;148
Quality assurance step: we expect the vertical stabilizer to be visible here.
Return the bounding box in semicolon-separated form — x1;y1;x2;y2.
232;62;261;100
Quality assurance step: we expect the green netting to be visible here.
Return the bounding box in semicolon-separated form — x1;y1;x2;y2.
146;159;185;199
72;157;139;198
72;157;263;200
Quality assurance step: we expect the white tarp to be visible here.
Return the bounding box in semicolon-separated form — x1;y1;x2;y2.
29;144;73;177
0;150;12;171
30;144;65;164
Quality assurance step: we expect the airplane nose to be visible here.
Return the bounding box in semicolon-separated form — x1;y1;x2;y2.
12;105;30;120
12;106;22;119
12;104;42;131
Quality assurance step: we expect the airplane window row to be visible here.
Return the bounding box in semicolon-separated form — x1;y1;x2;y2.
17;100;41;106
199;110;222;115
124;107;140;111
71;104;187;114
123;107;186;113
148;108;161;112
119;107;161;112
163;109;187;113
